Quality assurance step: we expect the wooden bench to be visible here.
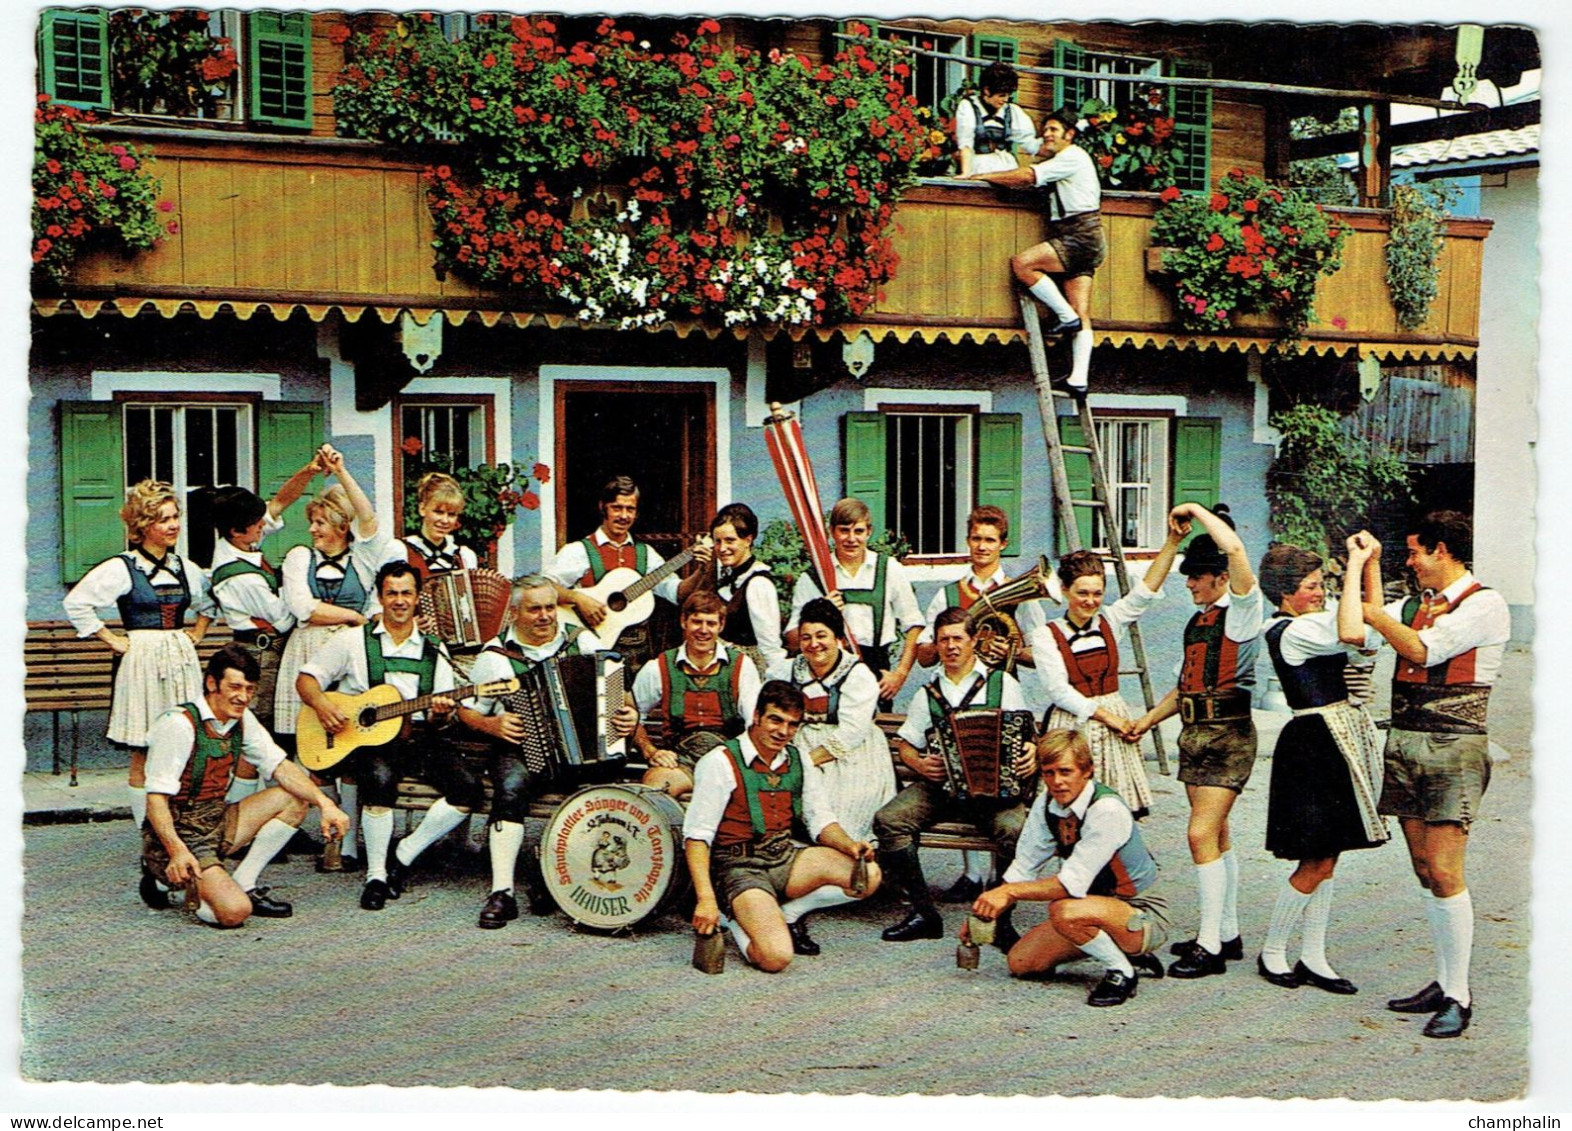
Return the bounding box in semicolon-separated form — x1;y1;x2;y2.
24;620;237;786
391;711;1008;865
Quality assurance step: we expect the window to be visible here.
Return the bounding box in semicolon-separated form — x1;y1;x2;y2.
1053;41;1213;191
838;22;965;115
58;399;323;581
1060;414;1219;554
394;395;495;527
123;400;254;566
844;409;1021;561
39;9;314;130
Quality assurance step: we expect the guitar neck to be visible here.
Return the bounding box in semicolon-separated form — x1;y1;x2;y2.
368;683;480;723
621;546;696;601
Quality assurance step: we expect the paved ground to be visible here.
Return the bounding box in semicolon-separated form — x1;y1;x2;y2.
16;646;1537;1101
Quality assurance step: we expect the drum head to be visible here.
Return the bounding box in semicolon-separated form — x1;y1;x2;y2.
542;784;689;931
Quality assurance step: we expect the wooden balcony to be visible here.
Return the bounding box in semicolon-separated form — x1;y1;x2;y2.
43;129;1488;360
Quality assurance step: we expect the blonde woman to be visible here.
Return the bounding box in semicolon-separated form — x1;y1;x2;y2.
63;480;217;896
398;471;478;579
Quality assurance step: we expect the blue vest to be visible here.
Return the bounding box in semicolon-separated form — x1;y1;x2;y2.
116;552;191;630
1048;782;1158;899
306;548;370;613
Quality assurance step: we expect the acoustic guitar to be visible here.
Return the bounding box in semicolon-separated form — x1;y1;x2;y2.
295;678;519;771
559;535;712;648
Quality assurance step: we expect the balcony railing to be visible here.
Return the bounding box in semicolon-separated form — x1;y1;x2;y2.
50;129;1489;355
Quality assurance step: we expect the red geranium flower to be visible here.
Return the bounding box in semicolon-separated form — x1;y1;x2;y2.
532;462;551;484
520;490;540;511
401;435;423;456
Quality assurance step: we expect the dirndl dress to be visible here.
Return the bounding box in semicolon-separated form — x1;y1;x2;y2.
1265;700;1388;860
109;629;204;747
274;622;355;735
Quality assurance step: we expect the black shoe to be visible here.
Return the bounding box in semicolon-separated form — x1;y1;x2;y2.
881;907;944;942
1256;955;1300;989
341;855;366;873
1087;969;1138;1007
1170;935;1244;961
1042;315;1083;336
139;867;171;911
1169;945;1227;979
1294;961;1357;995
1132;952;1165;980
939;875;985;904
245;887;293;918
386;853;409;899
1422;997;1472;1038
993;916;1022;954
1387;980;1445;1014
521;846;555;916
359;878;391;911
789;917;821;956
478;889;519;929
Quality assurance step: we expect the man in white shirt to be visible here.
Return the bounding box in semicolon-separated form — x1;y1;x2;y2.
968;107;1105;390
684;681;881;972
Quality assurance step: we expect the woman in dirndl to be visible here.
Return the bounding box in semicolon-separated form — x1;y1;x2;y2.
1254;540;1389;995
1027;515;1186;819
62;480;216;875
274;445;386;869
765;597;895;955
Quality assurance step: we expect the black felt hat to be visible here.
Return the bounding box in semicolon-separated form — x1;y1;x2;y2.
1178;504;1235;576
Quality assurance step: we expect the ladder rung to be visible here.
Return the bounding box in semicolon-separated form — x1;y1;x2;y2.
1070;499;1107;509
1117;667;1146;676
1060;445;1095;455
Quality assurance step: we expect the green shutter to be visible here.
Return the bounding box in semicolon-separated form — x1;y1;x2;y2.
1052;39;1089;116
1056;414;1095;551
60;401;126;584
247;11;313;129
834;19;880;49
256;401;324;556
40;9;110;110
970;34;1019;84
842;411;888;536
1172;417;1222;547
1165;58;1212;192
976;413;1022;556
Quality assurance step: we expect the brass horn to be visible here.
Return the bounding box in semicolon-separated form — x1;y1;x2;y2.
969;555;1060;674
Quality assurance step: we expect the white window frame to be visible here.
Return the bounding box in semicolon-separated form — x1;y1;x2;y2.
105;10;246;124
1079;49;1162;108
1089;414;1171;555
885;408;974;560
881;27;966;114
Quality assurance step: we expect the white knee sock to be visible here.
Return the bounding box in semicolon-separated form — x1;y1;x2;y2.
780;884;856;925
362;809;393;882
1029;276;1077;322
195;900;219;925
231;817;296;893
1068;329;1094;390
1421;888;1448;987
1435;889;1474;1006
1299;877;1340;979
1261;878;1311;974
1195;858;1227;953
1079;929;1135;977
488;820;526;894
396;798;468;865
337;781;360;859
723;914;754;962
1220;848;1241;941
962;850;988;884
128;785;147;830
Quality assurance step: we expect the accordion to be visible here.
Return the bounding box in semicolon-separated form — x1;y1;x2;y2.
931;708;1037;802
504;653;629;781
419;568;512;650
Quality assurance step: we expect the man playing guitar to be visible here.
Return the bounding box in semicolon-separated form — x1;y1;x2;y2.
546;475;709;670
295;561;479;911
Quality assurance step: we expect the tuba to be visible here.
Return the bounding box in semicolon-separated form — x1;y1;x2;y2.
969;556;1060;674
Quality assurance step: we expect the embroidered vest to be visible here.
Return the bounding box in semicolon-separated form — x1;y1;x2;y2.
924;667;1005;742
658;648;746;737
714;739;804;847
579;537;649;586
364;622;439;698
969;97;1011;155
404;536;465;581
1179;604;1256;694
1265;616;1349;709
942;577;983;611
1046;782;1157;898
796;657;866;726
1049;616;1120;698
117;552;191;630
306;549;370;612
174;703;239;805
810;553;890;644
1395;584;1488;686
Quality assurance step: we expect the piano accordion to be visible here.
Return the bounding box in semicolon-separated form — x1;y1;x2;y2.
932;708;1037;802
504;653;628;781
418;568;512;650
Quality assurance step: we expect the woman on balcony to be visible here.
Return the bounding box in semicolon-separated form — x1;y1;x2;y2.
955;62;1042;177
63;479;218;889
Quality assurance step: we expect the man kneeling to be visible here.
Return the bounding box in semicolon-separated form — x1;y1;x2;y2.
969;730;1168;1005
144;644;349;927
684;681;882;971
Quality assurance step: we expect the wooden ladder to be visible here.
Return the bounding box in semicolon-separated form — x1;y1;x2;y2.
1020;295;1169;774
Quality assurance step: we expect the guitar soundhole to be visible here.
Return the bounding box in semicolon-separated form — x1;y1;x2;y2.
608;593;628;613
358;707;379;728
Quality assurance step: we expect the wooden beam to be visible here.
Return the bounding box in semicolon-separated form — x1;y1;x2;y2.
1289;99;1539;161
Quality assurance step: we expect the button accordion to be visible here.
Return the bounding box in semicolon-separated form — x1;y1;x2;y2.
505;653;629;781
418;568;513;650
931;708;1037;802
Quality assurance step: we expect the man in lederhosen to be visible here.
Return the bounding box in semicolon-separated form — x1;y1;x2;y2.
1359;513;1509;1038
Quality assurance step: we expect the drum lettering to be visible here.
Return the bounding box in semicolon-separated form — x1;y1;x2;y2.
570;885;631;918
630;806;649;824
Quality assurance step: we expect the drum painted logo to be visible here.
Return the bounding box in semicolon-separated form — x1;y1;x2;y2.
543;785;688;930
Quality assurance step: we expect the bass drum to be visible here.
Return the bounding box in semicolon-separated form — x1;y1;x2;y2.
541;784;690;932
